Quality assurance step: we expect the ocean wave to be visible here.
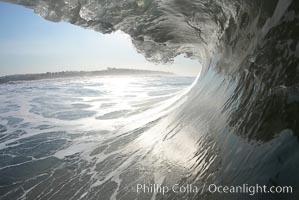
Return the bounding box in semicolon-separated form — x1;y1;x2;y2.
1;0;299;199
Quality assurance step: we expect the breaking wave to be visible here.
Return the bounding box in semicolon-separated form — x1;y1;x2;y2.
1;0;299;199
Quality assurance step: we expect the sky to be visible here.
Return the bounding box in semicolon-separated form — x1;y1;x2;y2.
0;2;200;76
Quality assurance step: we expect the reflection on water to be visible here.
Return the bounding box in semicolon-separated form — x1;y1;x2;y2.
0;76;197;200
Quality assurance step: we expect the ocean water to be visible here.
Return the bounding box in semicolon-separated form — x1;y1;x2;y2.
0;76;195;200
1;0;299;199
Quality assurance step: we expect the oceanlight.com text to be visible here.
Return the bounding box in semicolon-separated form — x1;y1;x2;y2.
208;184;293;196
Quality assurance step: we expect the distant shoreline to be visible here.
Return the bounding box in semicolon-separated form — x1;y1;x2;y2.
0;68;174;84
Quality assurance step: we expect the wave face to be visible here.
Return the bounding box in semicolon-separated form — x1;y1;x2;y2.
1;0;299;199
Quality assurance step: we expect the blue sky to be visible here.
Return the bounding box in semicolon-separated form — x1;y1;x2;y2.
0;2;200;76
